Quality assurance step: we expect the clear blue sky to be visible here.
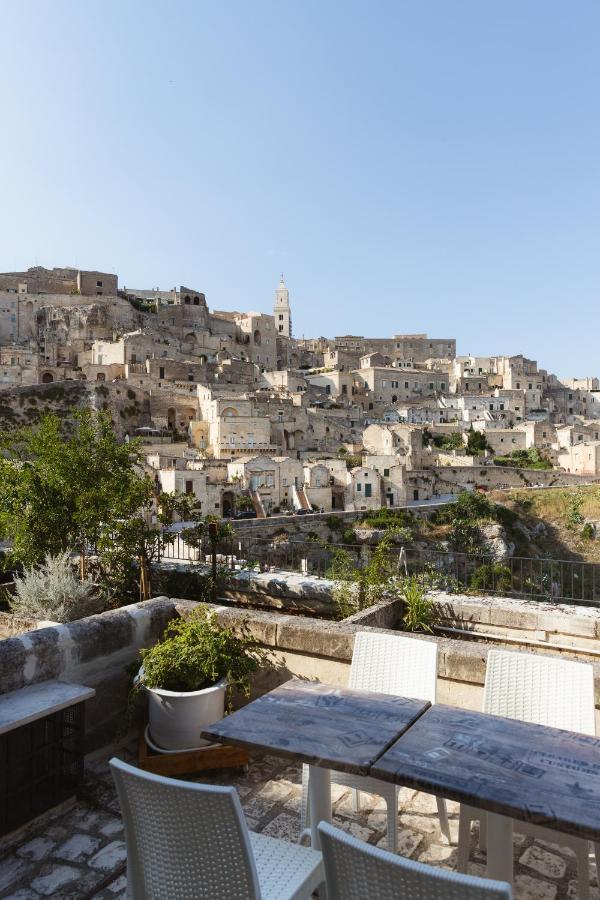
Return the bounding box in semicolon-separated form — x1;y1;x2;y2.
1;1;599;378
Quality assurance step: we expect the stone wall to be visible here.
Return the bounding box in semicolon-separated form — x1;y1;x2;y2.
431;591;600;656
2;593;600;754
429;464;600;492
0;381;151;437
0;599;177;751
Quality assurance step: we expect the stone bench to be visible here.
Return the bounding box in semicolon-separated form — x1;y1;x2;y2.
0;680;95;836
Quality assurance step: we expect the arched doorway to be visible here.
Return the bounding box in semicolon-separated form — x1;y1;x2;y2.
96;372;106;382
222;491;235;518
253;330;261;345
41;372;54;384
167;408;176;428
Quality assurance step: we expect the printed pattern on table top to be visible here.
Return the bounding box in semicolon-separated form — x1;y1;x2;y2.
371;703;600;843
202;678;430;775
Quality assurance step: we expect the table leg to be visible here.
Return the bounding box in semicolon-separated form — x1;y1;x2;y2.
486;812;513;884
308;764;331;850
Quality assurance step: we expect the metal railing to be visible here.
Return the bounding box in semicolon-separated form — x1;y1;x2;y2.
227;538;600;607
111;527;600;608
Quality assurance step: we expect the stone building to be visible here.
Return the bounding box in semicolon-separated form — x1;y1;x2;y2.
273;275;292;338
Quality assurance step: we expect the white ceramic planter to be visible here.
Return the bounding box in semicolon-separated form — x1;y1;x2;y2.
144;675;228;751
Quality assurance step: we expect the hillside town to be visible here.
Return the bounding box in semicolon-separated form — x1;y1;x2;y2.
0;264;598;520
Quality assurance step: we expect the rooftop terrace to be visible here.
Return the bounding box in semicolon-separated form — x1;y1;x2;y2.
1;594;599;898
0;737;591;899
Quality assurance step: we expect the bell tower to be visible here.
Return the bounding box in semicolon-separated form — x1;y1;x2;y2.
274;274;292;338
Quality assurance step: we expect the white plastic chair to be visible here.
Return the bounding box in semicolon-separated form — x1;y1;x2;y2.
318;820;513;900
457;649;599;899
110;757;324;900
300;632;451;850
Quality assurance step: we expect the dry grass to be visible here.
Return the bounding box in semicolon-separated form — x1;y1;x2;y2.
490;486;600;562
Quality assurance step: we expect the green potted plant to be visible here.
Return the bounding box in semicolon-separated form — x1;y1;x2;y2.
135;609;268;751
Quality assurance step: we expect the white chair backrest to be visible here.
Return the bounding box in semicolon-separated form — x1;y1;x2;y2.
318;821;513;900
484;649;596;735
110;757;261;900
349;631;438;702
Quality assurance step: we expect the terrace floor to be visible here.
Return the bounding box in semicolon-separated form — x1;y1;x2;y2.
0;737;595;899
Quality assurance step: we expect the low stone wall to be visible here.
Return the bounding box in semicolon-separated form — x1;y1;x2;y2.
0;598;177;751
431;591;600;656
224;570;337;616
2;592;599;753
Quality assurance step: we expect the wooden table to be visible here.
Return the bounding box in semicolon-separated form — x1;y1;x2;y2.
371;703;600;883
202;678;430;849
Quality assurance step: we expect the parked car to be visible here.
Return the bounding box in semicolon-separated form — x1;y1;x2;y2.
235;510;257;520
294;509;312;516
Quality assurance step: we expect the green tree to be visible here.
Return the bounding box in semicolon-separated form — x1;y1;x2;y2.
466;427;492;456
0;410;153;571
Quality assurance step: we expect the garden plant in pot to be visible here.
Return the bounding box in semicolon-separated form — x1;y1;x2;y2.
135;609;268;751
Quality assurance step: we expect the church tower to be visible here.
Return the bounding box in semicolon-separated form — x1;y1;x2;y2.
274;274;292;338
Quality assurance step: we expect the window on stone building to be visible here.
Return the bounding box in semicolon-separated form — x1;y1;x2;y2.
97;281;103;287
185;480;193;494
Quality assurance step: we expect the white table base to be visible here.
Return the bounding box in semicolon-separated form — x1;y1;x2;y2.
308;764;332;850
487;812;514;884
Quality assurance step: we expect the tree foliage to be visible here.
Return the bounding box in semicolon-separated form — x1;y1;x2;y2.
0;410;153;569
466;427;492;456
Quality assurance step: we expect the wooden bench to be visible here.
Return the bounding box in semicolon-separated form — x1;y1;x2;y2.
0;680;95;836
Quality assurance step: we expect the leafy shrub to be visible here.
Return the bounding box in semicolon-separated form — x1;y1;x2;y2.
434;491;494;524
344;453;363;470
401;577;437;633
361;507;412;530
136;610;269;700
509;493;533;512
433;432;464;451
10;551;104;623
470;563;512;593
327;530;405;618
565;492;585;530
340;527;358;544
494;448;552;469
326;515;342;531
447;520;488;554
494;504;518;528
581;523;595;541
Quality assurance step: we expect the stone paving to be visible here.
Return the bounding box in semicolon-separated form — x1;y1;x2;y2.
0;737;597;899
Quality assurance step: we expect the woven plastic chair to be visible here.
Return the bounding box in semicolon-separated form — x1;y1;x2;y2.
300;631;451;850
110;757;324;900
318;821;513;900
457;649;599;899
